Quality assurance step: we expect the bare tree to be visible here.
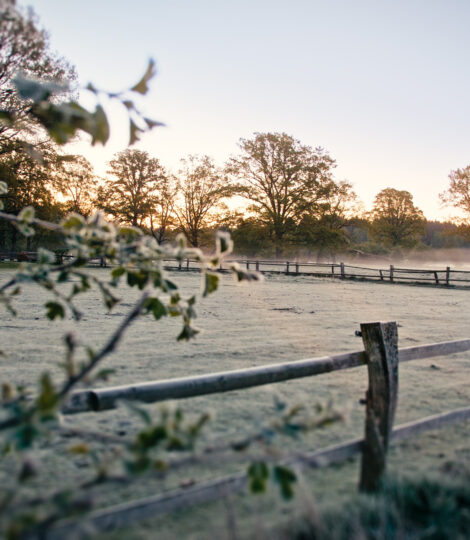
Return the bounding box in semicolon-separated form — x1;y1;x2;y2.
175;155;232;247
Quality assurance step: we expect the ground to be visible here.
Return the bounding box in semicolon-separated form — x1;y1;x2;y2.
0;268;469;538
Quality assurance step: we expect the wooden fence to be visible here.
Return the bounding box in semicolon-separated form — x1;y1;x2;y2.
164;258;470;288
46;322;470;538
2;252;470;287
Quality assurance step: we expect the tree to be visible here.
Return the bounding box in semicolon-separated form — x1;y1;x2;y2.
53;155;96;216
97;149;166;227
0;0;75;152
439;165;470;220
175;155;232;247
296;180;360;258
149;174;178;244
0;143;64;250
227;132;336;254
369;188;425;248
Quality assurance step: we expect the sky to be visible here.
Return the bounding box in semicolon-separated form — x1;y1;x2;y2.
28;0;470;220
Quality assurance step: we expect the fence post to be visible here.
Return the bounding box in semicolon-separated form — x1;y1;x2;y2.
186;258;190;271
446;267;450;286
295;262;299;274
246;260;250;270
379;269;384;281
286;261;290;274
359;321;399;492
256;261;259;272
340;262;345;278
331;264;335;275
178;260;182;271
389;265;394;282
434;271;439;285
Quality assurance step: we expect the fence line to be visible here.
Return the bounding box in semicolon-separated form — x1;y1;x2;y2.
48;404;470;539
63;337;470;415
2;252;470;287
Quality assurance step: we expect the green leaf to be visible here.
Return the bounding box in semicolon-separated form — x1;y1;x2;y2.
177;324;199;341
203;272;219;297
130;59;157;95
45;301;65;320
144;297;167;320
91;104;110;145
248;461;269;494
127;270;149;289
111;267;126;280
273;466;297;500
36;373;59;415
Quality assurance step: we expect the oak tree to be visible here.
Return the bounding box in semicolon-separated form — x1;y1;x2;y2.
439;165;470;220
96;149;166;227
227;132;336;254
369;188;425;248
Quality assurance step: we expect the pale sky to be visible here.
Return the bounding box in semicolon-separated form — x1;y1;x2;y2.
28;0;470;220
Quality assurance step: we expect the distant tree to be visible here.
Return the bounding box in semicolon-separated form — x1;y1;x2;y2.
296;180;360;258
369;188;425;248
96;149;165;227
0;143;63;250
175;155;232;247
439;165;470;220
0;0;75;153
149;174;178;244
227;132;336;255
54;155;96;216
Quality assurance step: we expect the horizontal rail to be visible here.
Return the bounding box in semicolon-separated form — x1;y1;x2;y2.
63;338;470;415
63;351;367;413
48;404;470;538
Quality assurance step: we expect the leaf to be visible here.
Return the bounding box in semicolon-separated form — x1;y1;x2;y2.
247;461;269;494
45;301;65;320
68;443;90;455
86;82;98;94
143;117;165;129
144;297;167;320
36;373;59;415
202;272;219;297
111;267;126;280
273;465;297;500
91;104;110;145
122;100;134;110
177;324;199;341
130;59;157;95
129;119;144;145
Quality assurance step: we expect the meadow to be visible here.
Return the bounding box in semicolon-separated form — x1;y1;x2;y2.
1;268;470;538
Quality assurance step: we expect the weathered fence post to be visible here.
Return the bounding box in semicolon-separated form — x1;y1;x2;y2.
246;260;250;270
295;262;299;274
379;269;384;281
446;266;450;286
434;271;439;285
340;262;345;278
186;258;190;271
389;265;394;283
256;261;259;272
331;264;335;275
359;321;399;492
286;261;290;274
178;260;182;271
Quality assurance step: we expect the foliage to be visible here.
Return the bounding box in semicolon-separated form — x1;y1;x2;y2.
440;165;470;221
53;154;96;216
290;468;470;540
0;0;75;153
369;188;426;249
96;149;167;227
227;132;337;254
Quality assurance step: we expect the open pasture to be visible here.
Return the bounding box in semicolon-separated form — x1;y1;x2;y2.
1;269;470;537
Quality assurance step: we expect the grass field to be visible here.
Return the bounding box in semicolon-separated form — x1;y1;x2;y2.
1;268;469;538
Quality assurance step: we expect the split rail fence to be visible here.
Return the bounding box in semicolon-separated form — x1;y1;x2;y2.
46;321;470;538
164;258;470;288
2;252;470;287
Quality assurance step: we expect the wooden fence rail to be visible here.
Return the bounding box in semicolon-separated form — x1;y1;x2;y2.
49;323;470;538
2;252;470;287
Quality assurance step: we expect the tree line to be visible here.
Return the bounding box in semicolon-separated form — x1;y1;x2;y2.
1;0;470;260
